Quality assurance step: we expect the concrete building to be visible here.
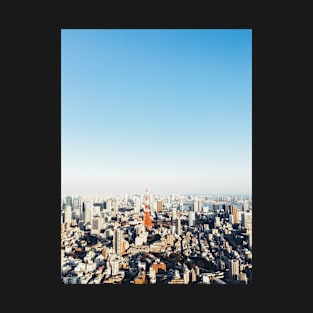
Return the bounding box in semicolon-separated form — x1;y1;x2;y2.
241;211;252;233
90;217;101;235
157;200;162;213
113;228;123;256
175;217;182;235
64;205;72;229
193;200;201;213
135;196;141;214
229;258;240;281
188;211;195;227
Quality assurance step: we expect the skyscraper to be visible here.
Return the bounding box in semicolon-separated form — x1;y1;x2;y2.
157;200;162;213
242;201;249;212
64;205;72;228
241;211;252;233
106;199;112;212
180;202;184;212
228;205;239;224
175;217;182;235
65;196;72;207
113;228;123;256
84;202;92;224
111;257;120;276
172;207;177;220
229;259;240;281
113;198;118;213
193;200;201;213
72;197;81;220
188;211;195;227
134;196;141;214
91;217;101;235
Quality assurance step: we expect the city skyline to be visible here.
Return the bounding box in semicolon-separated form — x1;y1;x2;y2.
61;29;252;197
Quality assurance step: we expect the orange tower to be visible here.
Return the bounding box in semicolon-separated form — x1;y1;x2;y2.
143;183;152;229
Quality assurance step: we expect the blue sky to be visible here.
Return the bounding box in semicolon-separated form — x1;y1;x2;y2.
61;29;252;196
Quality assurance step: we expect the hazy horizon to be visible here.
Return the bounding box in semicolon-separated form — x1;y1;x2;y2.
61;29;252;197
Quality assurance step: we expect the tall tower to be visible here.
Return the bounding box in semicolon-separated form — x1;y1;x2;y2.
143;183;152;229
113;228;123;256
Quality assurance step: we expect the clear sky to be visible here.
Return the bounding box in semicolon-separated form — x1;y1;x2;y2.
61;29;252;197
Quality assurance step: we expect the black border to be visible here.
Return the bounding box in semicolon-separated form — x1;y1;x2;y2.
14;7;280;310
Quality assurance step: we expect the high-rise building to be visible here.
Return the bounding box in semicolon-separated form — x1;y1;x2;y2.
106;199;112;212
113;198;118;213
172;207;177;220
229;214;234;224
188;211;195;227
65;196;72;207
135;196;141;214
111;257;119;276
229;258;240;281
227;205;239;224
91;217;101;235
113;228;123;256
242;201;249;212
157;200;162;213
180;202;184;212
175;217;182;235
193;200;201;213
84;202;92;224
241;211;252;233
64;205;72;228
214;216;221;227
213;204;220;212
72;197;81;220
88;199;94;213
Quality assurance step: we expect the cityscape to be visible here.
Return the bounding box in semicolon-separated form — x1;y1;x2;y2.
60;187;252;284
61;29;252;285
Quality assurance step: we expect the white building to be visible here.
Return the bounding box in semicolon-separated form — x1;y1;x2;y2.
64;205;72;227
229;258;240;280
193;200;201;213
241;211;252;233
90;217;101;235
188;211;195;227
134;196;141;214
111;257;120;276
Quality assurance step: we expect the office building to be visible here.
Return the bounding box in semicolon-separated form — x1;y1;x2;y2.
135;196;141;214
188;211;195;227
157;200;162;213
229;259;240;281
193;200;201;213
227;205;239;224
64;205;72;228
241;211;252;233
91;217;101;235
65;196;72;207
175;217;182;235
113;228;123;256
